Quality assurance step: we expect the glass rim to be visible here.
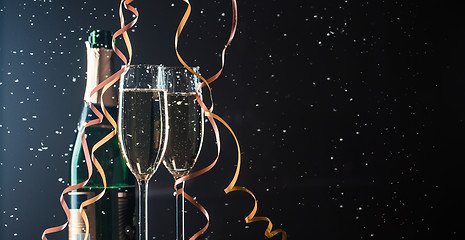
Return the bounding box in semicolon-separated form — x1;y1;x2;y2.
122;64;161;68
121;65;200;71
159;65;200;71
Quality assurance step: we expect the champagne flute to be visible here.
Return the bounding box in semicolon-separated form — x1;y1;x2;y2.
117;64;169;240
160;66;204;240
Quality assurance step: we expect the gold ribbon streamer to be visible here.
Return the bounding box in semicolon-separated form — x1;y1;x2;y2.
210;112;287;239
42;1;137;239
78;0;137;239
174;0;287;239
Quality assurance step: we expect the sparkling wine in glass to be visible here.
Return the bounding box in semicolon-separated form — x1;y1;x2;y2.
117;64;168;240
161;66;204;240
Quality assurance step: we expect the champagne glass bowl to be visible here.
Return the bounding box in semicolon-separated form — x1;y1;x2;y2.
117;64;169;240
161;66;204;240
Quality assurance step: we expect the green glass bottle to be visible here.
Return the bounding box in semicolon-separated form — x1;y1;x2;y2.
68;30;136;240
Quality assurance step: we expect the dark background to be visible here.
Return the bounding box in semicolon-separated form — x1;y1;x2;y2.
1;0;464;239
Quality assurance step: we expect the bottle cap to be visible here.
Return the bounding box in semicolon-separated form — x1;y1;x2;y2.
88;30;112;49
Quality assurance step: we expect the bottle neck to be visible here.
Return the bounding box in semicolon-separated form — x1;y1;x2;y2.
84;41;117;106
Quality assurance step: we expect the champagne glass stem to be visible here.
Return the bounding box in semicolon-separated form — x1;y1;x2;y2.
176;181;186;240
138;179;149;240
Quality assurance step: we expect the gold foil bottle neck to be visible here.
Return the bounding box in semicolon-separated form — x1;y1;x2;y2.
84;41;117;106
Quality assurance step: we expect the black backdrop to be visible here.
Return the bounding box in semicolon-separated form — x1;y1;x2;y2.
1;0;464;239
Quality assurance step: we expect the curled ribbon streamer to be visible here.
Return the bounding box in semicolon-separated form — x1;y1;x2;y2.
41;78;103;240
79;0;138;239
172;1;218;239
209;112;287;239
42;1;137;239
174;0;287;239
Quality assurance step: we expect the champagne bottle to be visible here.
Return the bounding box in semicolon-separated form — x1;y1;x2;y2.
68;30;136;240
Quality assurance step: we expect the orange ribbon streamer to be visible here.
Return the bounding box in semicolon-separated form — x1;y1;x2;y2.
79;0;138;238
174;0;287;239
41;1;137;239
